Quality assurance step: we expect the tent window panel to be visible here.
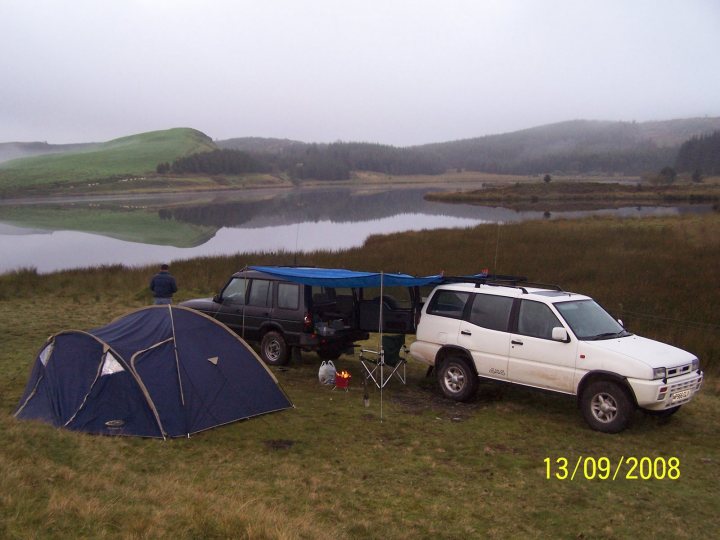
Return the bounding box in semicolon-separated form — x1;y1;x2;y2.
39;343;54;366
248;280;272;307
101;351;125;376
277;283;300;310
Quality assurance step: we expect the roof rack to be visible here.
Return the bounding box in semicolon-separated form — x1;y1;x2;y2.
441;274;564;294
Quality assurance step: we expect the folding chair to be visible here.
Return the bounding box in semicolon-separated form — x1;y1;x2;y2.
360;334;408;389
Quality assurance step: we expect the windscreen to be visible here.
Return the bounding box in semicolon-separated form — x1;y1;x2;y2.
554;299;630;340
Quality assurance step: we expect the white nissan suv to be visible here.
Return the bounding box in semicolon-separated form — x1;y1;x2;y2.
409;280;704;433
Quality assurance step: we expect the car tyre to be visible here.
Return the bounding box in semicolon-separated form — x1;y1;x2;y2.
581;380;634;433
260;331;289;366
437;356;478;402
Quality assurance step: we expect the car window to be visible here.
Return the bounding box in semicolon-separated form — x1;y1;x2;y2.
468;293;513;332
277;283;300;310
222;278;247;305
248;279;272;307
427;290;470;319
312;286;336;305
517;300;562;340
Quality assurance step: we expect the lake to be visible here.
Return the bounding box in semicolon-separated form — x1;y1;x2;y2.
0;185;712;274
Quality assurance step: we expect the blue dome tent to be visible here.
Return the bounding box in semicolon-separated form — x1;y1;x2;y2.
14;305;293;438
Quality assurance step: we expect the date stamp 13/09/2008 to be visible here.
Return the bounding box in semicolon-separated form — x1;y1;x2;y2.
544;456;680;481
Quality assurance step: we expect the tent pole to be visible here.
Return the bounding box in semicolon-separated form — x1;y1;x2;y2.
379;271;384;423
168;305;190;437
241;265;248;340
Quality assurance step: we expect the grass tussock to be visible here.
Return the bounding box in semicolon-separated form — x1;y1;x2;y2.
1;213;719;538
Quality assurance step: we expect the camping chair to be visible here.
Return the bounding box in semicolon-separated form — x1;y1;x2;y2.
360;334;408;389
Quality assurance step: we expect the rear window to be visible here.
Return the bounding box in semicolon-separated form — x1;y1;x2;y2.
248;279;272;307
427;290;470;319
468;293;513;332
277;283;300;310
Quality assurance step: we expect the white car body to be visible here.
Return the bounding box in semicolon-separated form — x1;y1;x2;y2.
410;282;703;431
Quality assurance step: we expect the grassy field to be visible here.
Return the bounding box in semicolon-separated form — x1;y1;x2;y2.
0;128;216;194
1;214;719;538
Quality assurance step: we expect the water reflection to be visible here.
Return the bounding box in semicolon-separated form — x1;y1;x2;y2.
0;186;712;274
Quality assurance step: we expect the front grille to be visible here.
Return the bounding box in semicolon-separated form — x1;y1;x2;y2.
668;377;701;393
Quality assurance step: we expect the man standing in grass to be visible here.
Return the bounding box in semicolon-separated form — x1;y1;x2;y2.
150;263;178;304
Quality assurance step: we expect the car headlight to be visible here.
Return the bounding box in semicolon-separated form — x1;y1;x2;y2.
652;367;667;380
691;358;700;371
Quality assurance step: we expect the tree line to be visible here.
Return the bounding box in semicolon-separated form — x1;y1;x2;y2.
158;131;720;180
157;149;271;175
675;131;720;177
157;143;444;180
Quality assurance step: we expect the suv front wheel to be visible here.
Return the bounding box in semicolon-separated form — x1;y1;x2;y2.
437;356;478;402
580;380;634;433
260;331;289;366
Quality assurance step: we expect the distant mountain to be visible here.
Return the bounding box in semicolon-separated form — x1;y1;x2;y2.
3;118;719;195
417;118;720;175
0;128;216;192
0;141;99;164
217;118;720;176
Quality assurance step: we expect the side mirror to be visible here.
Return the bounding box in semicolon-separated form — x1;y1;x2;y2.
213;294;223;304
552;327;569;342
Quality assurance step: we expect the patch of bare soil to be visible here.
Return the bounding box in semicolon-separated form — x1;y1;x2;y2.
263;439;295;450
388;379;506;421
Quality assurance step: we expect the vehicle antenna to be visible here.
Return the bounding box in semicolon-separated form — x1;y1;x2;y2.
293;223;300;266
493;221;501;275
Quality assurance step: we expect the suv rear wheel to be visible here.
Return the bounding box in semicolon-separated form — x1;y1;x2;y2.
437;356;478;402
581;380;634;433
260;331;289;366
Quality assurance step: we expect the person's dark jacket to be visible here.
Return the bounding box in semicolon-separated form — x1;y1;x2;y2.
150;271;178;298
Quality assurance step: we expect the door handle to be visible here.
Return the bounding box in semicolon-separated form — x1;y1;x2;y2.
461;330;472;336
511;340;523;346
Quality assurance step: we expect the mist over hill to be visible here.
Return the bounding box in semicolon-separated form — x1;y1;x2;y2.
216;137;304;153
416;118;720;175
0;141;99;164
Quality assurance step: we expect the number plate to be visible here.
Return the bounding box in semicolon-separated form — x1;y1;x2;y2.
670;390;691;403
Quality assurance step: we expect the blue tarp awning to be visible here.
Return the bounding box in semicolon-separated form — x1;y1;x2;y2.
249;266;443;288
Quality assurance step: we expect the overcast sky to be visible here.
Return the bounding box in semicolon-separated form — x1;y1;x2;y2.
1;0;719;146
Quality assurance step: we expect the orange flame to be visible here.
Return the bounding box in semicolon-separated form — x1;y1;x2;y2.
336;370;352;379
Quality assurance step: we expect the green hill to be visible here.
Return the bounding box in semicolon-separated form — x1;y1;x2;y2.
0;128;216;192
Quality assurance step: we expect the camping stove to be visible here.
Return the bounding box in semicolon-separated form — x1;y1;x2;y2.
334;370;351;391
